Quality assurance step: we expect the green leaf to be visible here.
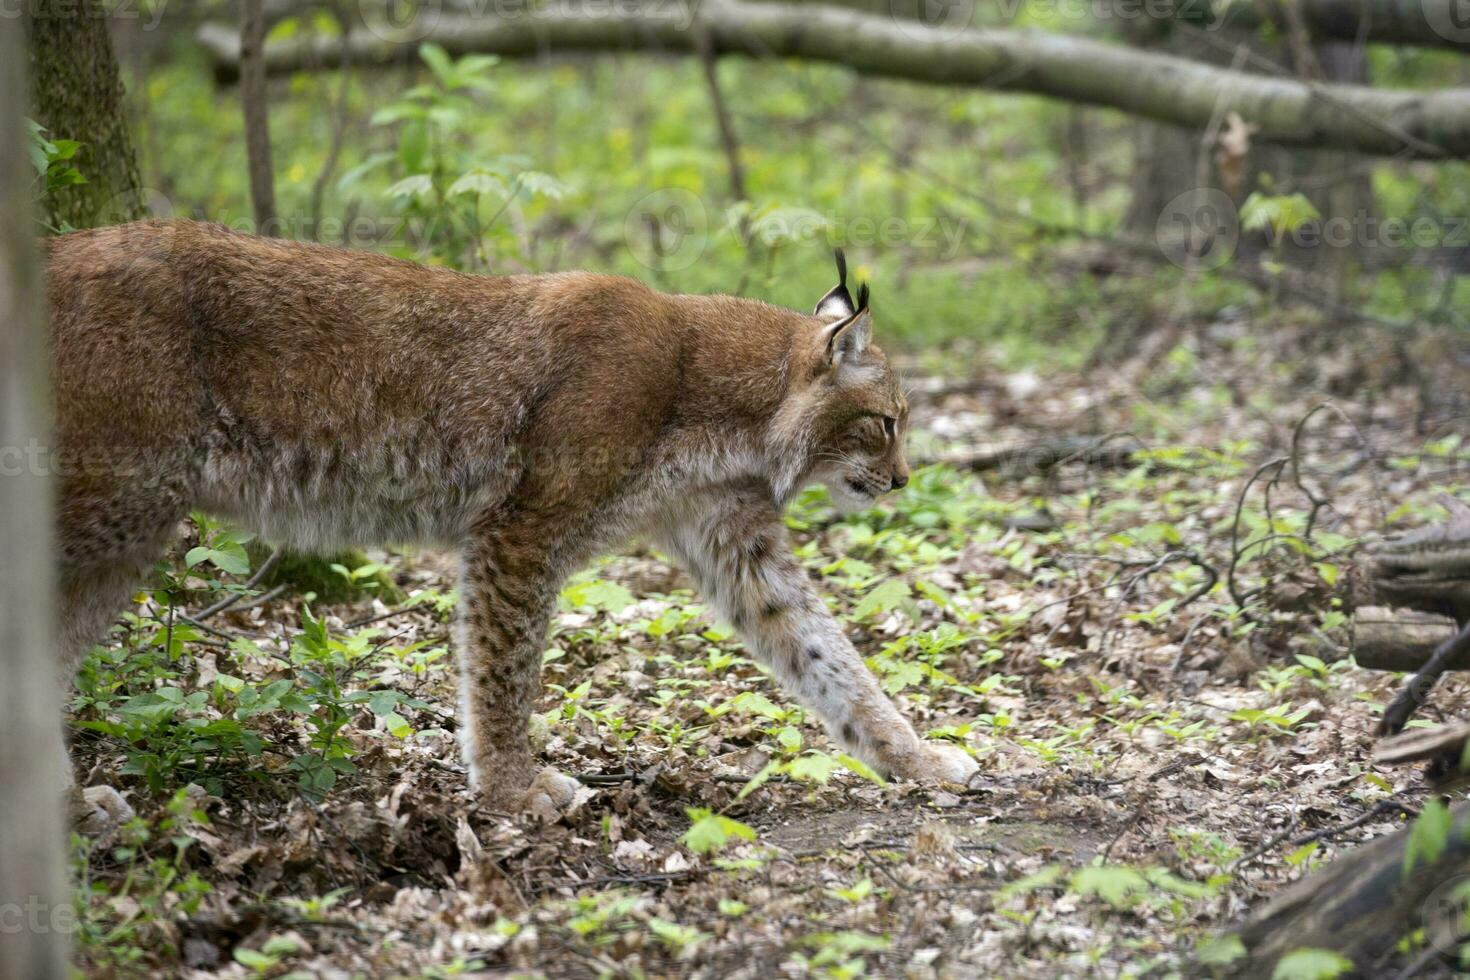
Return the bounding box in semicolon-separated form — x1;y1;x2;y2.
836;753;885;786
385;174;435;201
681;807;757;854
997;864;1064;902
853;579;912;621
1071;865;1149;908
447;169;508;199
419;42;455;87
731;691;786;721
561;578;634;613
1270;948;1352;980
1196;934;1246;966
647;917;706;950
786;752;841;785
233;948;278;970
1405;797;1452;877
735;760;782;801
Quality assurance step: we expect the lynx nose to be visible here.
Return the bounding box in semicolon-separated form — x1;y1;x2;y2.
890;473;908;491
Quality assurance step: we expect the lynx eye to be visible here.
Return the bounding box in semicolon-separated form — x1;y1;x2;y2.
881;416;897;439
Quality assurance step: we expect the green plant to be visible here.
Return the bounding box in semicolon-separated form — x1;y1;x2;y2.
345;43;565;271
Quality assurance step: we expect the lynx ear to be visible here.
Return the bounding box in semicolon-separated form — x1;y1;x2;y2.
814;248;856;320
822;309;872;366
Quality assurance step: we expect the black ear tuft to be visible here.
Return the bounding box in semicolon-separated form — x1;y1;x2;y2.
856;281;870;313
814;248;856;319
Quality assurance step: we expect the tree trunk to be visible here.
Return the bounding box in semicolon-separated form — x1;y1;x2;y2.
241;0;279;235
197;2;1470;159
25;0;143;230
0;19;69;980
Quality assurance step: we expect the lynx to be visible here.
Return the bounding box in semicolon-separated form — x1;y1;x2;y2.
46;220;978;812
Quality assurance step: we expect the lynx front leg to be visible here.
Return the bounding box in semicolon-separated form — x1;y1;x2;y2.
457;521;580;812
661;493;977;785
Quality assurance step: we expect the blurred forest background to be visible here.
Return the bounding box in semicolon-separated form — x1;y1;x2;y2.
14;0;1470;977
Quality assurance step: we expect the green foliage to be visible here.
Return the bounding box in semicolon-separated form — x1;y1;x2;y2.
345;44;566;270
73;789;215;972
1404;798;1454;877
1240;192;1321;239
1271;948;1353;980
26;118;84;231
680;808;757;855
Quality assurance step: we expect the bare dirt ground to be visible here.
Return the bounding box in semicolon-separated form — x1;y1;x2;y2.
69;319;1470;978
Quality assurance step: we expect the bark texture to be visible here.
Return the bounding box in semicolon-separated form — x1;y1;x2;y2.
197;1;1470;158
1354;606;1462;672
1230;803;1470;975
25;0;144;229
241;0;279;234
1208;0;1470;53
0;19;69;980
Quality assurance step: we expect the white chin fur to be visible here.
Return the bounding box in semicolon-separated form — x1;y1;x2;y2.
826;478;878;513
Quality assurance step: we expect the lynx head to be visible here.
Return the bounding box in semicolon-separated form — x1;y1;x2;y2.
773;250;910;511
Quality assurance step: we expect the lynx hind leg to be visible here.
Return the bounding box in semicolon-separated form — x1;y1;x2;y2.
456;522;584;816
59;562;152;678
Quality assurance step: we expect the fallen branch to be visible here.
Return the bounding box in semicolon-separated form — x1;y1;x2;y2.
1374;720;1470;767
925;435;1141;476
1229;802;1467;977
196;1;1470;158
1380;618;1470;735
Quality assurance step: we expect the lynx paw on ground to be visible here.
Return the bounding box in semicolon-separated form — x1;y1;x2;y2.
78;785;136;837
920;742;980;787
521;766;595;822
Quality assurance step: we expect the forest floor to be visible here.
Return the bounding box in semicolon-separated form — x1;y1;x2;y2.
68;315;1470;979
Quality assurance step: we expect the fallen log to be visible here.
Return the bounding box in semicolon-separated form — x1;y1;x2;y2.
1367;496;1470;625
1353;606;1462;672
195;1;1470;158
1229;802;1469;976
1374;720;1470;766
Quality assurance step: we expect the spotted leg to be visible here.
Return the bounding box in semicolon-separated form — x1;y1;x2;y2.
659;488;977;784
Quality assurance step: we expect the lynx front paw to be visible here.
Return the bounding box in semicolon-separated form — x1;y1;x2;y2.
917;742;979;787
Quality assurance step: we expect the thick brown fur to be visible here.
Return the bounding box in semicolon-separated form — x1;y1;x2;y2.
45;220;976;808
